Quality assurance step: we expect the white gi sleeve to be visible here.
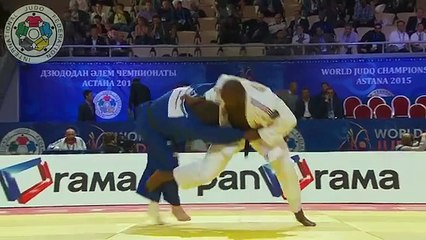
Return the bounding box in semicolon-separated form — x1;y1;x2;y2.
257;96;297;146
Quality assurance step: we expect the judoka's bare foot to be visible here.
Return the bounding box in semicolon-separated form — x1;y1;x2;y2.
295;209;316;227
146;170;174;192
172;206;191;221
148;202;164;225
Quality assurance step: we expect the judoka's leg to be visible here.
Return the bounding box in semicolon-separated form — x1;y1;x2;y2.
173;140;245;189
250;140;315;226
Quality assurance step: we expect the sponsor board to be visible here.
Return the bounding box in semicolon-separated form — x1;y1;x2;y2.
0;152;425;207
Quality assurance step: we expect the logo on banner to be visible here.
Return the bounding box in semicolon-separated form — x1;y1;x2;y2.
368;89;395;97
0;158;53;204
3;4;64;64
94;90;122;119
0;128;45;154
287;129;305;151
197;154;314;197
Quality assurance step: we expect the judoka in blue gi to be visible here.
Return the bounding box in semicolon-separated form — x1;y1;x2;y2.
135;83;260;224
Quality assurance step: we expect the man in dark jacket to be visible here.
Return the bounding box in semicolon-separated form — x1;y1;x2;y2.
129;78;151;119
78;90;96;122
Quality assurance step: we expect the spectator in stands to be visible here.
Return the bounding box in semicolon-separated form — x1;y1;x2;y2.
48;128;87;151
133;17;153;44
268;14;287;34
387;20;410;53
102;132;123;153
174;1;194;31
189;1;206;23
395;133;426;151
338;23;358;54
94;15;108;35
265;30;291;55
218;16;242;44
386;0;415;13
406;8;426;36
151;15;171;44
109;30;131;56
138;1;157;22
358;23;386;53
296;88;316;119
288;10;309;36
352;0;374;27
301;0;319;17
78;90;96;122
85;24;108;56
109;3;132;31
129;78;152;119
242;12;269;43
410;23;426;52
276;82;298;114
318;87;342;119
310;26;336;54
70;0;90;12
256;0;284;18
325;0;346;28
62;10;79;45
292;25;310;54
91;3;106;23
158;0;176;23
309;11;335;36
70;1;91;35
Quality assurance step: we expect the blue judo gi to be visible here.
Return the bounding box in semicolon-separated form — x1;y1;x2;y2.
136;84;246;205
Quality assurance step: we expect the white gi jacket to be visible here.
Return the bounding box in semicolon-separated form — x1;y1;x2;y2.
205;74;297;147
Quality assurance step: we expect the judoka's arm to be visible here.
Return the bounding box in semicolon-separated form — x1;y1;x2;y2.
257;96;297;146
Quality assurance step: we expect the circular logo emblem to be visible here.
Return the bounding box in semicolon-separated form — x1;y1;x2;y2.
0;128;45;154
368;89;395;98
3;4;64;64
287;129;306;152
94;90;122;119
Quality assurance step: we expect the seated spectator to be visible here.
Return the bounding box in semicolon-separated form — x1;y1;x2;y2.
317;87;343;119
292;25;310;54
242;12;269;43
309;11;335;36
256;0;284;18
70;1;91;35
288;10;309;36
133;17;153;44
386;0;415;13
151;15;172;44
109;30;131;56
268;14;287;34
102;132;123;153
138;1;157;22
91;3;106;23
296;88;316;119
310;26;336;54
352;0;374;27
395;133;426;151
410;23;426;52
85;24;107;56
70;0;90;12
266;30;291;55
338;23;358;54
93;15;108;35
48;128;87;151
218;16;242;44
216;0;240;19
158;0;176;23
62;10;78;45
325;0;346;28
109;3;132;31
300;0;319;17
387;20;410;53
174;1;194;31
358;23;386;53
189;1;206;23
406;8;426;36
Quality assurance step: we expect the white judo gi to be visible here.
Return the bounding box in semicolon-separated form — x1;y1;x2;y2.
173;74;302;213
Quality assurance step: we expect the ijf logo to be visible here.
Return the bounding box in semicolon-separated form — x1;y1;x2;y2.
0;128;45;155
3;4;64;64
287;129;306;152
0;158;53;204
94;90;122;119
259;155;314;199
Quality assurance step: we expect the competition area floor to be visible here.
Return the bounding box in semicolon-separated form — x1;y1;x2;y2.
1;204;426;240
